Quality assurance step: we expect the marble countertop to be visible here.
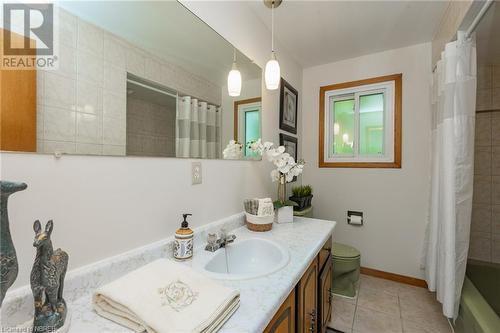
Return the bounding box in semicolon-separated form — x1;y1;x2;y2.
3;215;335;333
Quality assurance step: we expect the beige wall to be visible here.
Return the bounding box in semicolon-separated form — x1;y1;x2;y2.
431;0;473;66
301;43;432;278
3;1;302;291
182;1;303;162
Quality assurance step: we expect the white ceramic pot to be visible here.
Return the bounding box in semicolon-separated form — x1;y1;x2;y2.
275;206;294;224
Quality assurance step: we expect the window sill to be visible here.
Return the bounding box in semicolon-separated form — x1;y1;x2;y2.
318;161;401;168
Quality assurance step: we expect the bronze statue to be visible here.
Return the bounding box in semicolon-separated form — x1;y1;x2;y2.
31;220;69;333
0;180;27;306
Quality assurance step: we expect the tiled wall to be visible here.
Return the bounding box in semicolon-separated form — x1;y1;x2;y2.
477;65;500;111
37;9;221;156
470;111;500;263
470;64;500;263
126;97;176;157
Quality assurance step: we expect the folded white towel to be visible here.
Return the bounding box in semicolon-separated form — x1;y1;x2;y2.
257;198;274;217
93;259;240;333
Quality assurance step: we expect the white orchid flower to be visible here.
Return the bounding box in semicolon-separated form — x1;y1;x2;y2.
270;169;280;182
263;141;274;150
267;146;285;161
246;139;305;183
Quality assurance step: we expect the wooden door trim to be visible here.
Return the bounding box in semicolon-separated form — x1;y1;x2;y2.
233;97;261;141
318;73;402;168
360;266;428;288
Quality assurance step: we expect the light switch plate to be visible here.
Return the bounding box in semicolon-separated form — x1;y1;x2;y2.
192;161;202;185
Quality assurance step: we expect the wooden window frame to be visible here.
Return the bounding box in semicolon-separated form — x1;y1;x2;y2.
319;73;402;168
233;97;262;141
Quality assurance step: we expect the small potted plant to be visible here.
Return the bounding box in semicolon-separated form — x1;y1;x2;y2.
290;185;313;211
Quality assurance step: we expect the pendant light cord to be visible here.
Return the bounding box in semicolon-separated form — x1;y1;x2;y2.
233;48;236;63
271;2;275;52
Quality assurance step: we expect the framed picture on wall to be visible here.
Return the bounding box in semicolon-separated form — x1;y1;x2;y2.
279;78;298;134
280;133;298;181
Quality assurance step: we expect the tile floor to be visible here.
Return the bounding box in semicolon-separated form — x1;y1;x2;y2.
327;274;453;333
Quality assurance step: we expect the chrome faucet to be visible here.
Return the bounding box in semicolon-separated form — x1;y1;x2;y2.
205;229;236;252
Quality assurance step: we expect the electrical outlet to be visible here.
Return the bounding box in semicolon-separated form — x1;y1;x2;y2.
192;161;202;185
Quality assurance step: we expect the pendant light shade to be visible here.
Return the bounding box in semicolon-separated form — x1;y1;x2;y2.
265;51;280;90
227;49;242;97
264;1;281;91
227;62;242;97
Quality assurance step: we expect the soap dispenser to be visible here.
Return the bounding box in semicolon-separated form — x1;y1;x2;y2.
174;214;193;260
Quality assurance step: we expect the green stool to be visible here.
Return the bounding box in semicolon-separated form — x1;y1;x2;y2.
332;242;361;298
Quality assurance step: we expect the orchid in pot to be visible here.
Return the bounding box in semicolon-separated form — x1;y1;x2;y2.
249;139;305;223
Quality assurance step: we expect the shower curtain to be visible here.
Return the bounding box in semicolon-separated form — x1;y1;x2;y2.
176;96;221;159
423;32;477;319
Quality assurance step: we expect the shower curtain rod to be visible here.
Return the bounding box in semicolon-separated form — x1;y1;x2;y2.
126;78;221;108
432;0;494;73
465;0;494;38
127;78;178;99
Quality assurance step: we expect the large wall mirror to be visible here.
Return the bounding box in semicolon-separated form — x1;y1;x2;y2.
0;1;262;160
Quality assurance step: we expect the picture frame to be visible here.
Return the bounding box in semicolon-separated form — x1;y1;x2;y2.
279;78;298;134
280;133;298;182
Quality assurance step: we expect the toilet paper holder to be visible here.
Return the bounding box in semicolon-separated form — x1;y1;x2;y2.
347;210;363;226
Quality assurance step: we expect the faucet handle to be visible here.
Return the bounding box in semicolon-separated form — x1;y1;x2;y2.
207;233;217;245
221;228;231;241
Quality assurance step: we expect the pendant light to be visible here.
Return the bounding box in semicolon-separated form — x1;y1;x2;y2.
227;48;242;97
264;0;281;90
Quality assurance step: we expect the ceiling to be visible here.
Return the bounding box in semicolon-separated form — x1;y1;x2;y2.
60;1;261;87
247;0;449;68
476;1;500;65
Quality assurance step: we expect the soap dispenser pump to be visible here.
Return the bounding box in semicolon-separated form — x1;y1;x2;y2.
174;213;193;260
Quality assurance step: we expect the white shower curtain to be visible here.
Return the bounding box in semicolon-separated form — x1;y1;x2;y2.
176;96;220;159
423;32;476;319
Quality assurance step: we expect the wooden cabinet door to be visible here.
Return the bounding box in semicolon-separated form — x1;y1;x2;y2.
318;236;332;272
318;254;333;333
297;257;318;333
0;29;37;152
264;288;296;333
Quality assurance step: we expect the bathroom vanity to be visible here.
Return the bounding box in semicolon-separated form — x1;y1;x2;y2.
265;235;333;333
2;214;335;333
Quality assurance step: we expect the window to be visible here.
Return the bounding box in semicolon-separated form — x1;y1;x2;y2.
234;97;262;158
244;110;260;157
319;74;402;168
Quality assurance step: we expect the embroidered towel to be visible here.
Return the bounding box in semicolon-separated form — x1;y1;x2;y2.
257;198;274;217
93;259;240;333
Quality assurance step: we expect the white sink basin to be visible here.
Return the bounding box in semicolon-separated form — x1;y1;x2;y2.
202;238;290;280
